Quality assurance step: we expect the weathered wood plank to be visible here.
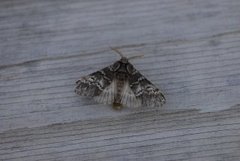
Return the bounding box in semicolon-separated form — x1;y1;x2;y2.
1;0;240;160
1;31;240;132
1;0;240;66
0;106;240;161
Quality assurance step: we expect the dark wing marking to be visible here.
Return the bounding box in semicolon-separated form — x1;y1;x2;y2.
129;70;166;107
75;66;114;98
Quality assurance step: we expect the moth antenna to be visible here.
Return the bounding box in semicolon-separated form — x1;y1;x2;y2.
110;47;124;58
128;54;144;60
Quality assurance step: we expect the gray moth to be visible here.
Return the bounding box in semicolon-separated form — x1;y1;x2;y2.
75;48;166;110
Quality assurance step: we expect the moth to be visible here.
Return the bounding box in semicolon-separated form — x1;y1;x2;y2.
75;48;166;110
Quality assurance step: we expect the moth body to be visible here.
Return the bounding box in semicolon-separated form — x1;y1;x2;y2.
113;59;129;109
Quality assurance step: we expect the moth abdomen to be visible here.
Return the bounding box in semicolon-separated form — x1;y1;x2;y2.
113;72;128;106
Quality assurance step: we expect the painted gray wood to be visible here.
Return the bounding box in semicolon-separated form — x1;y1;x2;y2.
0;0;240;160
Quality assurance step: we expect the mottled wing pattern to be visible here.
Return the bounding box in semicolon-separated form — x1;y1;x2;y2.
129;70;166;107
75;60;166;108
121;81;141;108
93;79;116;104
75;66;114;99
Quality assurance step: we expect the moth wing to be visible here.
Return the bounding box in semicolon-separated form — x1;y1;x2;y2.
129;70;166;107
93;79;116;104
121;81;141;108
75;66;114;97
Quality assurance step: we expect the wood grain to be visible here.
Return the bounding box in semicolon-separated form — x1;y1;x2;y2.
1;107;240;161
1;0;240;66
0;0;240;160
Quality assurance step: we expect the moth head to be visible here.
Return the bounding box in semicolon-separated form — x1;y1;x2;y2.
119;57;129;64
110;47;143;73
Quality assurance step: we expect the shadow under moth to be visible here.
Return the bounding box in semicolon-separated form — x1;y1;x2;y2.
75;48;166;110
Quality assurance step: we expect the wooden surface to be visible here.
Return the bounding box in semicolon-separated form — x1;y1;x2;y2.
0;0;240;160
